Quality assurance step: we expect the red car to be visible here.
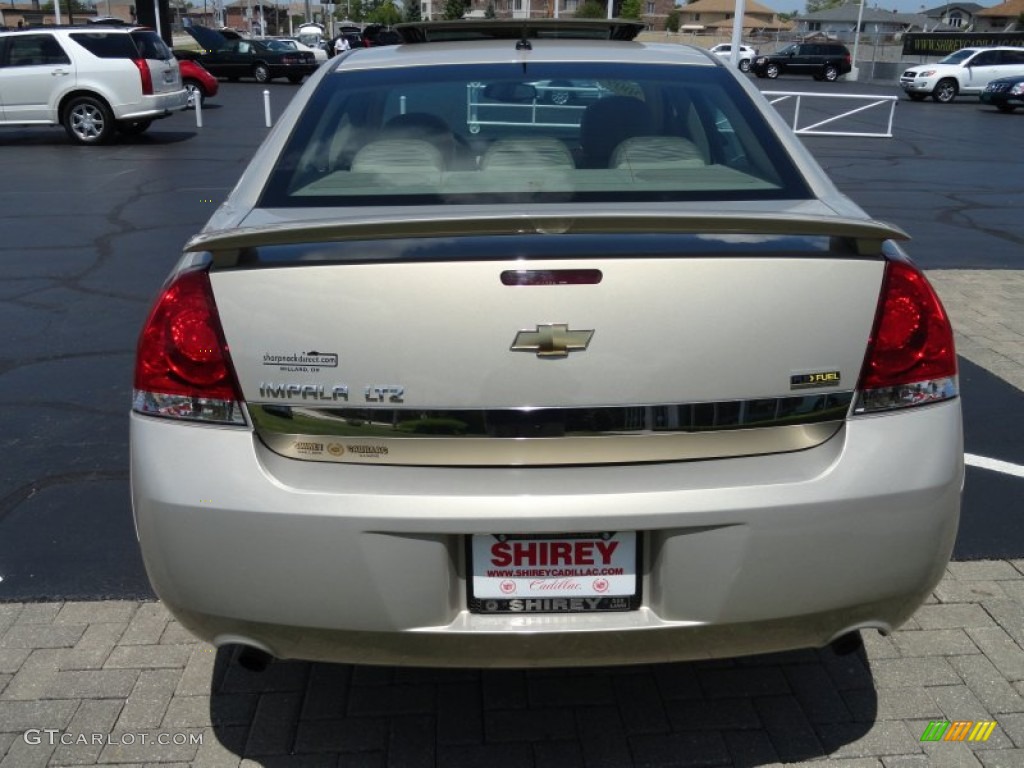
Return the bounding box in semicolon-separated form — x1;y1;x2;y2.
177;58;218;109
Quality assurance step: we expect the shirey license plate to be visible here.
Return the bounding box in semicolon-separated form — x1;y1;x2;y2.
468;532;639;614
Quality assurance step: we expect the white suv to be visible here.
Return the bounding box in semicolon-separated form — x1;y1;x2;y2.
0;25;188;144
708;42;758;72
900;46;1024;103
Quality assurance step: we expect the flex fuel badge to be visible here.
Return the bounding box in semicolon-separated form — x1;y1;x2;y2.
791;370;841;389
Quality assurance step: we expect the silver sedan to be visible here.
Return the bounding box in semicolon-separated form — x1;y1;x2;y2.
131;20;962;669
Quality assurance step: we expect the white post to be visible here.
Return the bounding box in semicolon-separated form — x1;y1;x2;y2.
154;0;163;38
195;92;203;127
264;90;272;127
606;0;612;18
553;0;558;18
729;0;745;70
54;0;62;25
849;0;865;81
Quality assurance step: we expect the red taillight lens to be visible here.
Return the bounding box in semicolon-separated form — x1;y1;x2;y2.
134;269;244;424
855;259;957;413
133;57;153;96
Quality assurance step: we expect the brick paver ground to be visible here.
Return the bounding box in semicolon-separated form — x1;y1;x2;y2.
3;563;1024;767
0;272;1020;767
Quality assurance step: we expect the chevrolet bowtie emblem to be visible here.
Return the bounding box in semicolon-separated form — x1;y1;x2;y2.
511;324;594;358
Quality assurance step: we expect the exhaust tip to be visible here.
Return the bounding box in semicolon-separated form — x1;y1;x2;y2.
237;645;273;672
829;631;864;656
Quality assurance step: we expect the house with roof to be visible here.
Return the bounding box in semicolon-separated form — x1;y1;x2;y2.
464;0;678;30
975;0;1024;30
920;2;985;30
674;0;792;34
793;1;928;41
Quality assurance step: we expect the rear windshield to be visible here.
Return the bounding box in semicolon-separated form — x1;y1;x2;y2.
131;30;172;59
260;62;812;207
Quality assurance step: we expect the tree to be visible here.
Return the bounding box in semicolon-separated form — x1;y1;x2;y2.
574;0;605;18
665;8;680;30
403;0;422;22
368;0;403;23
805;0;843;13
485;1;496;17
42;0;92;11
619;0;641;19
442;0;466;19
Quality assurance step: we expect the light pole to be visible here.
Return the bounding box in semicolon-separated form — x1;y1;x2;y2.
729;0;746;72
849;0;866;81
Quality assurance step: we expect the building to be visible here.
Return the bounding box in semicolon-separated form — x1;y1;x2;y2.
674;0;792;35
461;0;678;30
919;2;986;30
975;0;1024;30
793;2;928;41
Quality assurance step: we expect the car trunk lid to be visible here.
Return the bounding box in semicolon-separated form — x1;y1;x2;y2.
194;213;898;466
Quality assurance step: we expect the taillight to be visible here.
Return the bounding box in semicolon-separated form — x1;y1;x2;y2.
133;57;153;96
854;259;958;413
133;269;245;425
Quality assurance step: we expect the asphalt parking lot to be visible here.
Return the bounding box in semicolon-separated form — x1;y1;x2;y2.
0;74;1022;766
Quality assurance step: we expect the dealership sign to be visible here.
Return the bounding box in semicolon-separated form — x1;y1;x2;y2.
902;33;1024;56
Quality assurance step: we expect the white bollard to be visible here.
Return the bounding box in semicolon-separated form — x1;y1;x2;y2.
264;90;272;128
195;93;203;128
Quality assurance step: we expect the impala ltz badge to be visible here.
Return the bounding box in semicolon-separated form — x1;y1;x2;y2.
511;324;594;359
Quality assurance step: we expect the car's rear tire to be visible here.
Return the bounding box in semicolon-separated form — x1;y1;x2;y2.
287;75;303;84
822;64;839;82
115;119;152;136
183;79;205;109
253;63;271;83
996;104;1017;113
932;79;958;103
739;59;751;73
765;63;780;79
907;93;927;101
62;95;114;145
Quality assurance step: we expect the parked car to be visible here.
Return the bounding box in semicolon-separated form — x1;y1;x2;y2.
330;28;366;54
132;19;962;670
178;26;318;83
751;42;852;81
360;24;403;46
980;74;1024;112
529;79;611;105
266;36;328;64
0;25;187;144
708;42;758;72
900;47;1024;103
177;57;218;109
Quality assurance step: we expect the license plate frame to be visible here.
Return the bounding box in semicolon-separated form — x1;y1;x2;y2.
467;531;641;614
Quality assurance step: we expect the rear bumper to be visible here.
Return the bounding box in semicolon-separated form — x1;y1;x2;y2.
131;399;962;667
116;89;189;120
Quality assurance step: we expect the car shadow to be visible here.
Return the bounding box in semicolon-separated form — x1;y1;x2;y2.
207;643;877;765
0;129;198;146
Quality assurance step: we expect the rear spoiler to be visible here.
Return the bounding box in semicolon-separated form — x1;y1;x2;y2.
188;212;908;263
393;19;647;44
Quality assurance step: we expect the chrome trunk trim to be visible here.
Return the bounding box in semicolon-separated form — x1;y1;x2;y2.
250;394;852;466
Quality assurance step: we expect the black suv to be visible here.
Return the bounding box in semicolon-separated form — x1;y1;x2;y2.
751;42;852;82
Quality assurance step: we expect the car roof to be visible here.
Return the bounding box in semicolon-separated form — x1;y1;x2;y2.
334;38;715;71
